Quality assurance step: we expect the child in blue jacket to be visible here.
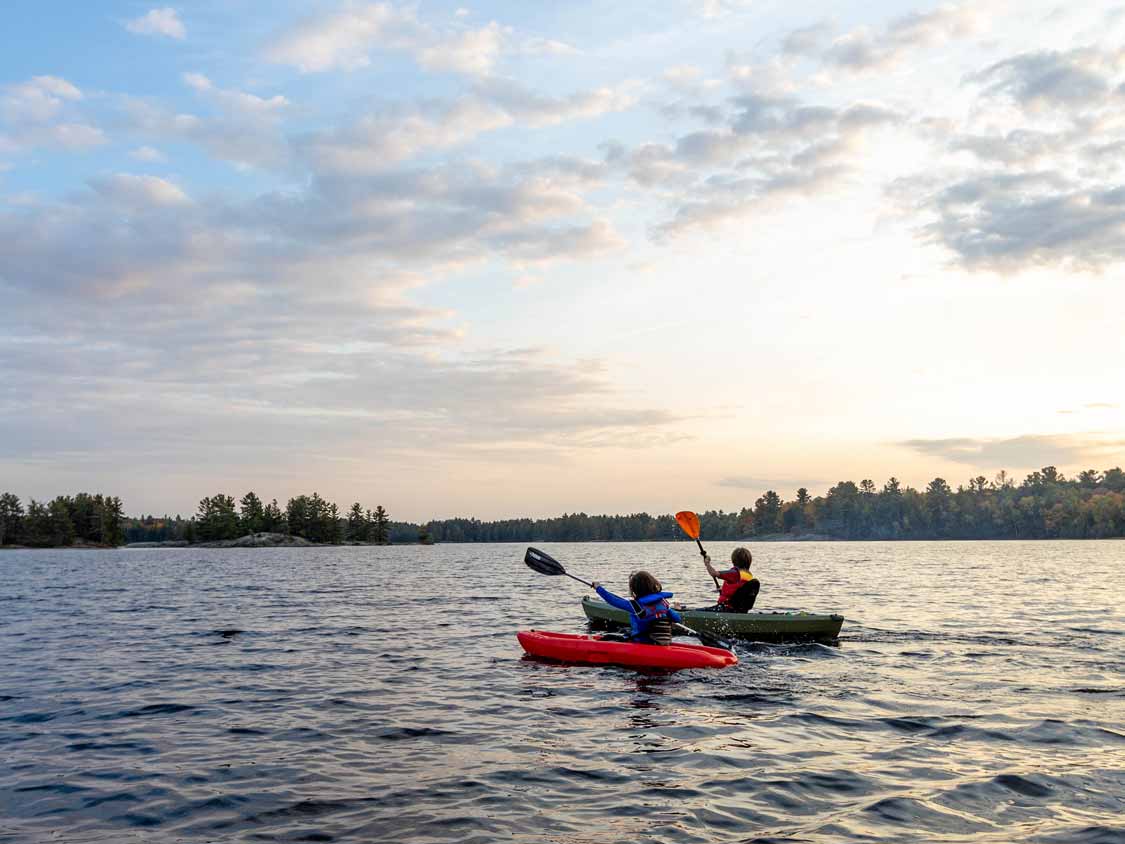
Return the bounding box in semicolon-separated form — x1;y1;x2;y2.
591;570;682;645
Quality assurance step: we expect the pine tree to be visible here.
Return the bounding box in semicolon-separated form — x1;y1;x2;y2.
372;505;390;544
197;494;239;541
263;499;284;533
0;493;24;546
327;502;342;543
240;492;265;535
103;497;125;546
48;497;76;546
347;503;368;541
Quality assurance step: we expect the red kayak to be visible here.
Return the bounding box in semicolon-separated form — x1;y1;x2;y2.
517;630;737;670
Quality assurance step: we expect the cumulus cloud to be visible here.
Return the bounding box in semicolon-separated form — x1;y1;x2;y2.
969;48;1120;108
783;4;982;72
125;8;186;40
417;21;504;75
115;73;291;169
0;122;657;477
902;41;1125;271
89;173;191;208
919;173;1125;270
612;88;903;236
782;22;834;57
298;78;635;173
0;76;104;152
265;2;509;76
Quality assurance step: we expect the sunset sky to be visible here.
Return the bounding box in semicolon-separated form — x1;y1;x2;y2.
3;1;1125;520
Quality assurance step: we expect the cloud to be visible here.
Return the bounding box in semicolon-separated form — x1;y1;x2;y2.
0;76;104;152
0;124;662;480
520;37;578;57
473;77;637;127
969;48;1119;109
919;174;1125;270
116;74;291;169
613;88;903;236
782;22;834;57
297;99;511;173
898;434;1125;469
89;174;190;208
298;78;635;173
181;73;289;116
265;4;423;72
698;0;753;19
130;145;166;162
265;3;509;76
893;41;1125;272
784;4;982;72
125;8;186;40
416;21;504;75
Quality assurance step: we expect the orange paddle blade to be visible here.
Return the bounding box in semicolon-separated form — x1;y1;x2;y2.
675;510;701;539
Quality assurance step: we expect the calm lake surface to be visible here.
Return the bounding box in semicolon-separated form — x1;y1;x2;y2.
1;541;1123;843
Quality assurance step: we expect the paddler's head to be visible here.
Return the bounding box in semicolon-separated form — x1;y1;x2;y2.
628;570;662;598
731;547;752;570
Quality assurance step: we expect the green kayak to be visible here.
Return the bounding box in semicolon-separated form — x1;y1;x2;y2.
581;596;844;642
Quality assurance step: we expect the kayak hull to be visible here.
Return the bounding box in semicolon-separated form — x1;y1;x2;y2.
517;630;737;670
582;596;844;642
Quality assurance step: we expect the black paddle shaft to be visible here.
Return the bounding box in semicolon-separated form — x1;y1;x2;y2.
674;622;732;652
695;538;721;593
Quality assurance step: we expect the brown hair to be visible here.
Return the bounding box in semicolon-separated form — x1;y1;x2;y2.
731;547;752;570
628;570;662;598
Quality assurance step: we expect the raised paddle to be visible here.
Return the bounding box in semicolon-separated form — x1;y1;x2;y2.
522;546;733;651
524;546;592;586
676;510;720;591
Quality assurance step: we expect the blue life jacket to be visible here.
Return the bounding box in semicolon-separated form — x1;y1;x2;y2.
594;586;682;644
628;591;676;644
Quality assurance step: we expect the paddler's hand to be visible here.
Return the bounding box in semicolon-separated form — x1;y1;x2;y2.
703;553;711;565
590;581;600;590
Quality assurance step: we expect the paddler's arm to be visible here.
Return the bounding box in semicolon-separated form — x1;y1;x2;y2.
591;582;634;612
703;553;722;581
668;606;683;624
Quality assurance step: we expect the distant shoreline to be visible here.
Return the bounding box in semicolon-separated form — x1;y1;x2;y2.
4;533;1122;551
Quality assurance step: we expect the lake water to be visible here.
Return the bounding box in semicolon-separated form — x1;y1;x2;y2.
1;541;1123;843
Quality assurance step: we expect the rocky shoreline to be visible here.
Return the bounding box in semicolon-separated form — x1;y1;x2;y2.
124;532;392;549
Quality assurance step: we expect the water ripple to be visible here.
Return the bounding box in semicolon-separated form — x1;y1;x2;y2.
0;541;1122;843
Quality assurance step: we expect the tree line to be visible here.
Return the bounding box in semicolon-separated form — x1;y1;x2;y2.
4;465;1125;548
0;493;125;548
407;466;1125;542
131;492;395;544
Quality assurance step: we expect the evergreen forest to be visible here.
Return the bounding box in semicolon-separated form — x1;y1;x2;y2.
2;466;1124;548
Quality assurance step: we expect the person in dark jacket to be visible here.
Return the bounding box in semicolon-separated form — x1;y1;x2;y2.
698;547;760;612
590;570;682;644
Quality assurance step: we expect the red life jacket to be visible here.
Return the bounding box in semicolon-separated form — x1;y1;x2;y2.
718;568;756;606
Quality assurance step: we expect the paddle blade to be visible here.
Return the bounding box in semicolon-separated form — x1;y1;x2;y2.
675;511;701;540
524;546;566;576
